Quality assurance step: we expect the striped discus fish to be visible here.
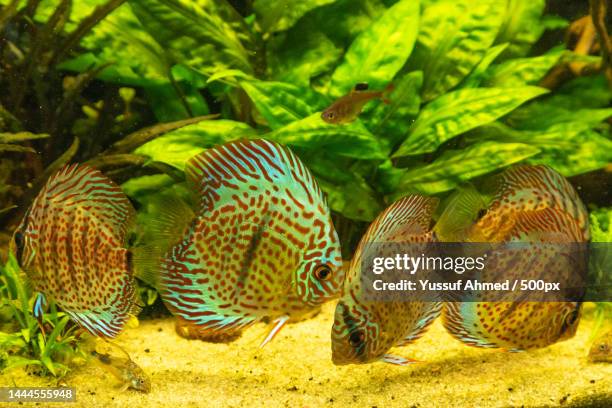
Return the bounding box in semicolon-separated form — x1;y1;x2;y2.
332;195;441;365
156;139;343;346
10;164;137;338
438;165;589;350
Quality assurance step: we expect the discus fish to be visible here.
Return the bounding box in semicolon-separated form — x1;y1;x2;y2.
91;350;151;393
10;164;137;338
321;83;392;124
332;195;441;365
589;329;612;363
146;139;344;346
438;165;589;350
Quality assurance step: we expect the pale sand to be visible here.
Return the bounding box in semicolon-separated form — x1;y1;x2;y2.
1;303;610;408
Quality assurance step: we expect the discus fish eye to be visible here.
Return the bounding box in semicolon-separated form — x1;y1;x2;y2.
599;343;608;352
314;264;332;281
348;330;365;347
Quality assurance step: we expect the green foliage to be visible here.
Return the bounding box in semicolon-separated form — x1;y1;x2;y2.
0;256;84;377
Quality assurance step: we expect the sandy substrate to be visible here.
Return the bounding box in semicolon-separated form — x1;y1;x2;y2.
1;303;610;408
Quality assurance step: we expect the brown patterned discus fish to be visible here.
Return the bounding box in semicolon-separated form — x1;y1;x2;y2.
589;329;612;363
155;139;344;346
11;164;137;338
332;195;441;365
438;165;589;350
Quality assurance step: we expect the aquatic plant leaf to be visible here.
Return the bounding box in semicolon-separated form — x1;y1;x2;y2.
239;80;327;130
58;2;170;85
363;70;423;144
135;120;257;169
267;30;343;86
494;0;546;58
0;132;49;143
409;0;505;101
506;76;612;130
301;152;383;221
460;43;508;88
130;0;258;75
329;0;420;97
394;86;548;157
392;142;540;196
266;114;387;160
254;0;336;34
144;75;210;122
526;130;612;177
483;51;563;88
122;174;179;203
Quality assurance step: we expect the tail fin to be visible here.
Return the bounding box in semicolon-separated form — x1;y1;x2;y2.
434;185;487;242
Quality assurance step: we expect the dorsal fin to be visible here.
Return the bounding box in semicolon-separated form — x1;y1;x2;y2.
434;185;487;242
185;139;325;213
362;195;439;243
492;165;589;239
40;164;135;239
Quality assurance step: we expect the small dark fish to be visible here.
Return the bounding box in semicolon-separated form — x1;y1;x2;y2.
321;83;392;124
589;329;612;363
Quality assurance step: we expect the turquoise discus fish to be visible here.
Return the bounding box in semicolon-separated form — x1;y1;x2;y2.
332;195;441;365
438;165;589;350
154;139;344;346
11;164;137;338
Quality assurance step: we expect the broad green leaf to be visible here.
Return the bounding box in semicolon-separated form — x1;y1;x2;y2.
363;71;423;143
392;142;540;196
409;0;505;101
135;120;257;169
494;0;546;58
122;174;177;203
483;51;562;88
329;0;420;97
507;75;612;130
301;152;383;221
267;114;387;160
527;130;612;177
460;43;508;88
144;78;209;122
267;30;343;86
394;86;548;157
130;0;258;75
239;80;325;129
59;3;170;85
254;0;336;34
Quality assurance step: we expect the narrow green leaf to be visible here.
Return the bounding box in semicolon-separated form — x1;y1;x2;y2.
135;120;257;169
267;114;387;160
409;0;505;101
394;86;548;157
329;0;420;97
254;0;336;34
0;132;49;144
392;142;540;196
130;0;258;75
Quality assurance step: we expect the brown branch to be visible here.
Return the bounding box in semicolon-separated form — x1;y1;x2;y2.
590;0;612;88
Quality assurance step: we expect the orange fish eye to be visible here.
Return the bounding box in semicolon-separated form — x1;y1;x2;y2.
348;330;365;347
314;264;332;281
599;343;608;352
